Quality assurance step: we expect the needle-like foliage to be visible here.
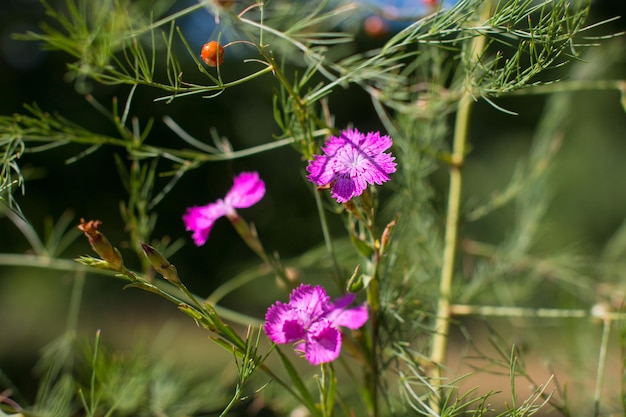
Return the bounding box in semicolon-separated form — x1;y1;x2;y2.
1;0;625;416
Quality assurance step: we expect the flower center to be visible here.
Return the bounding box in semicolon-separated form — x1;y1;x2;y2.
338;146;366;175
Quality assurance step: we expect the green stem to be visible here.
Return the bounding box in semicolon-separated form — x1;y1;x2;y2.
207;266;266;304
365;277;379;417
176;281;208;312
228;214;291;288
429;2;490;398
593;317;611;417
313;188;342;287
0;253;262;325
15;120;298;162
360;198;383;417
429;92;471;379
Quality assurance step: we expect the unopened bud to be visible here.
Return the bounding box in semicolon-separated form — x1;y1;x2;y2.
276;266;302;291
346;264;363;292
140;242;180;283
380;215;399;254
284;267;301;285
77;218;123;271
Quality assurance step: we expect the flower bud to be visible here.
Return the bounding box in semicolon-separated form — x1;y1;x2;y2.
380;215;399;254
77;219;123;271
346;264;363;292
275;266;302;291
201;41;224;67
140;242;180;283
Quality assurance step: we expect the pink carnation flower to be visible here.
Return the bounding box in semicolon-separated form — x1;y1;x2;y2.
306;128;397;203
183;172;265;246
264;284;369;365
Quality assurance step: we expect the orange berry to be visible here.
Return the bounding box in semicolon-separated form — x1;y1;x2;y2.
363;15;388;38
201;41;224;67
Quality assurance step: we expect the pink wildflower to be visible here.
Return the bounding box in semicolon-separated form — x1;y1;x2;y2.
183;172;265;246
306;128;397;203
264;284;368;365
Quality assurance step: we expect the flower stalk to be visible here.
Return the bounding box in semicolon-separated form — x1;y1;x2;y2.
227;212;293;289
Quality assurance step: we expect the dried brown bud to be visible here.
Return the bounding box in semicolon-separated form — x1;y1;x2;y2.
77;218;123;271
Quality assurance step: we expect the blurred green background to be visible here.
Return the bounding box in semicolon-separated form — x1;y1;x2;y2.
1;0;626;413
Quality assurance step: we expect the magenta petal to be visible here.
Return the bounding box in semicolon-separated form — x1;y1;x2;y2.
361;154;396;185
328;303;369;329
331;175;364;203
361;131;393;154
329;293;356;309
283;319;306;341
294;342;306;355
184;172;264;246
306;154;335;186
288;284;330;319
305;320;341;365
264;302;304;344
182;207;210;246
225;171;265;209
323;132;352;156
182;202;229;246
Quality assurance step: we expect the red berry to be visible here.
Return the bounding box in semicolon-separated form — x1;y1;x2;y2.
201;41;224;67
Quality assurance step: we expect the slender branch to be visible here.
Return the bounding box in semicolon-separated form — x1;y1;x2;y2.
450;304;626;321
0;253;262;325
207;266;268;305
507;79;625;97
451;299;624;416
13;119;331;164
